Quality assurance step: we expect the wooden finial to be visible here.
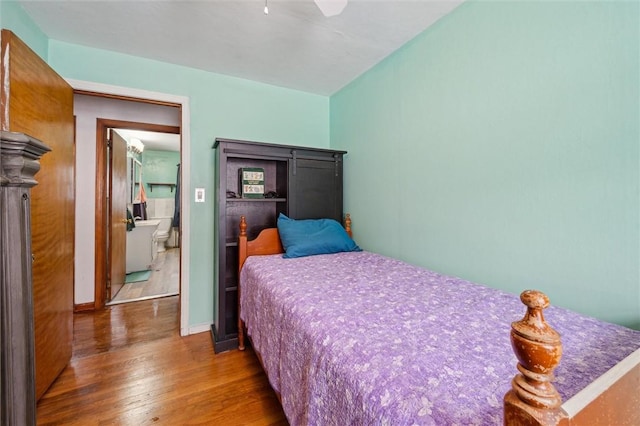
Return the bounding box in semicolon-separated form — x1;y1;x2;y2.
239;216;247;237
237;216;247;351
504;290;567;425
344;213;352;237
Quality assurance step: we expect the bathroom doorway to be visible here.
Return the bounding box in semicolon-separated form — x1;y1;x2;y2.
108;126;181;304
96;119;181;306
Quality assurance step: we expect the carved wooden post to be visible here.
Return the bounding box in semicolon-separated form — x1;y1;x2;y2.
237;215;248;351
504;290;568;425
0;131;50;426
344;213;352;237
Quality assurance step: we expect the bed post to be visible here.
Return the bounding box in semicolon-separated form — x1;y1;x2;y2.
237;216;248;351
504;290;568;425
344;213;352;237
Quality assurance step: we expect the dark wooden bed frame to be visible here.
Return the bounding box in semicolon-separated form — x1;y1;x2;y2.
236;215;640;426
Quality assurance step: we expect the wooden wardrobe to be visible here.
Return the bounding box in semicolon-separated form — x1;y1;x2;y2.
0;30;75;401
0;131;51;424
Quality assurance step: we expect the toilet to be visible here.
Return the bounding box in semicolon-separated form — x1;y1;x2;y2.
154;217;173;252
148;198;176;253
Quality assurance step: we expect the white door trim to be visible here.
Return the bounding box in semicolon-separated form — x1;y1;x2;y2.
67;78;192;337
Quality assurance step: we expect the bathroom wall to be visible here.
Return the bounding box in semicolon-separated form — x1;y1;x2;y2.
141;149;180;199
139;149;180;247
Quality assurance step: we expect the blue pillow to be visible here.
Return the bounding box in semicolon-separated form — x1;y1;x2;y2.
277;213;361;259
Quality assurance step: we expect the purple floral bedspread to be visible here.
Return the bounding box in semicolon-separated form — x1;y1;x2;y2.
240;251;640;425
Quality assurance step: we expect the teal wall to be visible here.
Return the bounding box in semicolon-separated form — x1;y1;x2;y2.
0;1;48;59
142;150;180;199
46;41;329;328
331;1;640;329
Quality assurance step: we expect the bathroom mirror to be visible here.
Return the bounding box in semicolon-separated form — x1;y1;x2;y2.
128;157;143;204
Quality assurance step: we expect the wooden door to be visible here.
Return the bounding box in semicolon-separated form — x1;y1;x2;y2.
108;131;128;301
0;30;75;400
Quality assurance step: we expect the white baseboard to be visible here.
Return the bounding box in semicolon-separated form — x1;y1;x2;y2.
186;323;212;336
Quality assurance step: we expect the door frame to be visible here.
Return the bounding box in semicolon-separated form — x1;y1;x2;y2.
69;79;192;336
96;119;181;306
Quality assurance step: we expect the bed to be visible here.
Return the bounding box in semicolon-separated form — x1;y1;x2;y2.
236;215;640;425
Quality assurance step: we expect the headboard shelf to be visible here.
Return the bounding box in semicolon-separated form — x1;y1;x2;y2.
212;138;347;353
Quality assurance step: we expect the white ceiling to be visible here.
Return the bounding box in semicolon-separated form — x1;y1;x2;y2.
114;128;180;152
19;0;464;96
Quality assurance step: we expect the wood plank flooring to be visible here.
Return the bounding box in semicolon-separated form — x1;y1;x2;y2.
110;248;180;305
36;296;287;425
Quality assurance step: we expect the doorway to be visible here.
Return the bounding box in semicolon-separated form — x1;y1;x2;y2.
95;118;181;307
70;80;192;336
108;127;181;304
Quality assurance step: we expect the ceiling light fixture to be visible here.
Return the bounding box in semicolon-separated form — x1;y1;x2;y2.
314;0;348;17
264;0;269;15
128;138;144;154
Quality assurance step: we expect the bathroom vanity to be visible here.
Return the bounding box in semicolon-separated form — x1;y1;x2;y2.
126;219;160;273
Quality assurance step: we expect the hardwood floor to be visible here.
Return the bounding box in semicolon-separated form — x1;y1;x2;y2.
37;296;287;425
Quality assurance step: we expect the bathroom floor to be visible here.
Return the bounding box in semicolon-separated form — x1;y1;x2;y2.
109;248;179;305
